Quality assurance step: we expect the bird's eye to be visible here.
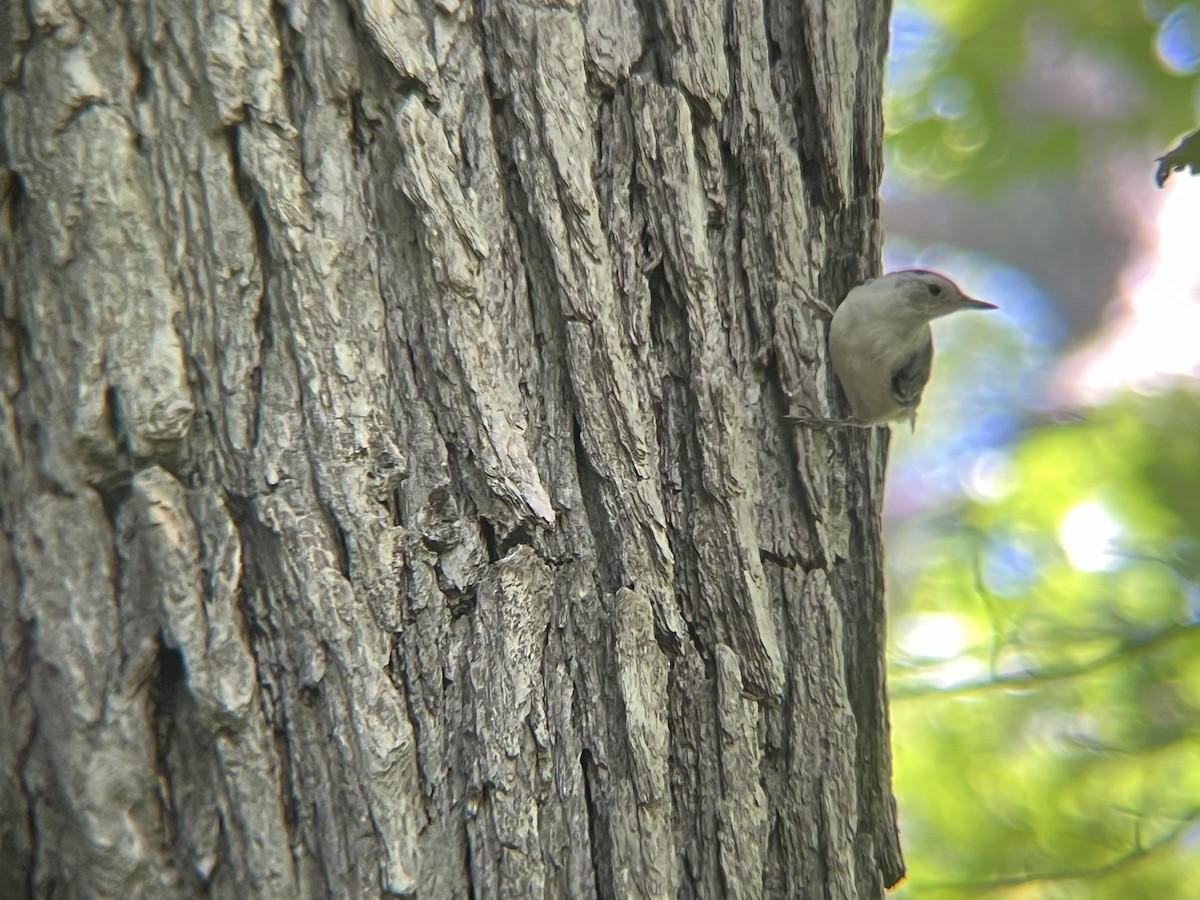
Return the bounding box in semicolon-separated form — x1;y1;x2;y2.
927;284;942;296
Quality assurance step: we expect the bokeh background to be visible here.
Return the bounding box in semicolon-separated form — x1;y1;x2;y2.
880;2;1200;897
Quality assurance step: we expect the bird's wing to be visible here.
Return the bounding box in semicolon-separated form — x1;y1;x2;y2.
890;332;933;410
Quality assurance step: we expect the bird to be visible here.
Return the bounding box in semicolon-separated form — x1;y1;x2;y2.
794;270;997;429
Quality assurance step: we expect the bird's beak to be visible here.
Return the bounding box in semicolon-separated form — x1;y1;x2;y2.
958;296;998;311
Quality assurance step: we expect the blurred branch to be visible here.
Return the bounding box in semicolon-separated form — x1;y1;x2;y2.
1156;129;1200;187
920;808;1200;893
1066;723;1200;756
891;620;1200;700
969;536;1006;675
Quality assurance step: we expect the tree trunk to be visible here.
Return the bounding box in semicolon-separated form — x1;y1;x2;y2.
0;0;900;896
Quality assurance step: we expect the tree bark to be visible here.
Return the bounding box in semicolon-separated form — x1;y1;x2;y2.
0;0;899;896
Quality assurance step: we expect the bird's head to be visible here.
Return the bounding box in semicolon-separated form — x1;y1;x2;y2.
889;270;997;322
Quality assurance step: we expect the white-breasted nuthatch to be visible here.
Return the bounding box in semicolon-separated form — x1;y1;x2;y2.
795;270;997;429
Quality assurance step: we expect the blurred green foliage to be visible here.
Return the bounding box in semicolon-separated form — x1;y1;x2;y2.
888;1;1200;188
888;390;1200;898
883;3;1200;894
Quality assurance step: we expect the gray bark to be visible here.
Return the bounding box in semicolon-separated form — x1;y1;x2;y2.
0;0;900;896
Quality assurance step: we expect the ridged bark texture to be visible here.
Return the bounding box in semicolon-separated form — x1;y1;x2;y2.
0;0;899;896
